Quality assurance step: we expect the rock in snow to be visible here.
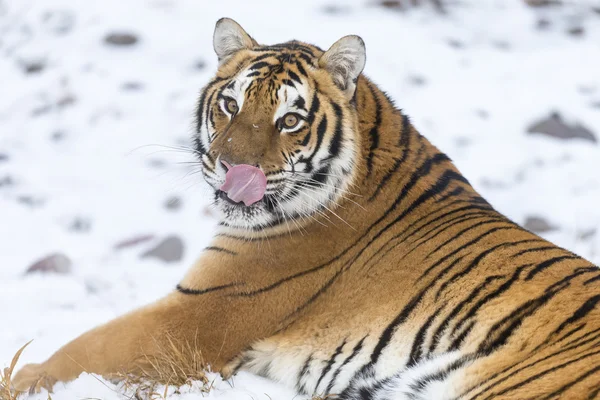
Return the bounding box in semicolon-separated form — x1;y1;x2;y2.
141;236;184;263
164;196;182;211
114;234;156;250
25;253;72;275
527;112;597;143
104;32;139;46
523;215;559;234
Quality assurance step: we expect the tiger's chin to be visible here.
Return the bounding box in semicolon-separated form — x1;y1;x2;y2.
214;190;279;231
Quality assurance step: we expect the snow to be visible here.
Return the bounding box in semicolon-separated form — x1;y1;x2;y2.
1;0;599;398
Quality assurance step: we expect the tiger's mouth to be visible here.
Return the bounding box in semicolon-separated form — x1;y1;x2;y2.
216;189;277;211
217;190;267;207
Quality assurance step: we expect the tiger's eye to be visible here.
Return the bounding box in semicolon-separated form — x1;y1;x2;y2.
282;113;300;129
225;98;238;114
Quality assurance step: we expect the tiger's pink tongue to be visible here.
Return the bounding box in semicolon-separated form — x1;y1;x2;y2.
220;161;267;206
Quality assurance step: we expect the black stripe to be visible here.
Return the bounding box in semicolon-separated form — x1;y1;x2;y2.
297;354;313;393
435;242;519;298
311;165;330;186
313;115;328;157
408;212;504;258
480;350;600;400
553;295;600;335
307;92;320;124
314;339;347;394
329;102;343;158
295;60;308;77
249;52;277;62
539;365;600;400
525;255;580;280
365;82;382;178
287;70;302;84
554;323;586;345
366;263;472;360
293;96;306;110
476;274;579;358
298;53;315;66
300;129;312;146
196;77;226;131
425;219;512;260
419;226;515;281
428;274;505;354
249;61;271;70
368;155;457;243
450;265;528;337
402;202;493;245
265;43;317;57
195;78;225;152
205;246;237;256
204;90;217;139
511;245;565;258
369;113;412;201
584;274;600;285
408;206;495;244
407;309;439;367
587;382;600;400
563;327;600;349
545;266;598;293
176;282;238;295
366;256;450;368
464;330;600;400
282;78;296;88
325;336;367;395
448;320;475;350
410;355;473;394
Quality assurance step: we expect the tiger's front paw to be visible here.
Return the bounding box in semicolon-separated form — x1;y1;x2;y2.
11;363;57;393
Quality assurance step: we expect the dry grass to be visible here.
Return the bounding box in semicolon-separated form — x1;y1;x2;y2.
0;341;30;400
0;335;213;400
112;334;213;399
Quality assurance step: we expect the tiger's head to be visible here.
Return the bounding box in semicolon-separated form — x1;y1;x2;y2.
195;18;366;231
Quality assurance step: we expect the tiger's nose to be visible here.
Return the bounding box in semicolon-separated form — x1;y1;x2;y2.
219;154;262;169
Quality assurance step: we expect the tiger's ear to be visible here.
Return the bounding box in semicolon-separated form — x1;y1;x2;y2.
319;35;366;99
213;18;258;65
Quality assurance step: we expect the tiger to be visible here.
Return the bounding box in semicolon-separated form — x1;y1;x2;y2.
12;18;600;399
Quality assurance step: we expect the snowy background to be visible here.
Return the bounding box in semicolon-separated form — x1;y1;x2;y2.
1;0;599;399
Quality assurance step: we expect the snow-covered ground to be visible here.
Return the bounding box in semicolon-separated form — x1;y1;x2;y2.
1;0;599;398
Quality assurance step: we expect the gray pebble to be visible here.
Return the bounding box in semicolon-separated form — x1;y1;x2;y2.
104;32;139;46
114;234;155;250
527;112;597;143
165;196;182;211
141;235;184;263
523;216;558;233
69;217;92;233
26;253;72;275
0;175;13;188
